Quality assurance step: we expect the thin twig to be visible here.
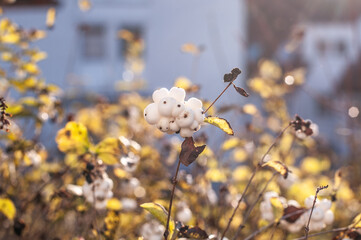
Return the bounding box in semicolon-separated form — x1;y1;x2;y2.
334;216;361;240
244;209;307;240
293;227;348;240
304;185;329;240
220;123;291;239
203;81;234;114
232;173;278;240
164;157;182;240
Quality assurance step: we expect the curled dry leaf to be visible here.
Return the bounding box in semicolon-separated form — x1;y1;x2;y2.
178;226;209;239
233;85;249;97
204;116;234;135
224;68;242;83
261;160;289;179
283;205;305;223
179;137;206;166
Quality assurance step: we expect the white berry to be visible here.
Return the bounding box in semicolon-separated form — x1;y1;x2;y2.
186;97;203;109
158;97;177;117
144;103;160;125
169;87;186;102
180;128;194;138
176;108;195;128
152;88;169;103
156;117;171;132
172;102;185;117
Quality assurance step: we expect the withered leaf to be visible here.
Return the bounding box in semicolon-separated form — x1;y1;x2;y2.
204;116;234;135
233;85;249;97
224;68;242;82
178;226;209;239
261;160;289;179
179;137;206;166
283;205;305;223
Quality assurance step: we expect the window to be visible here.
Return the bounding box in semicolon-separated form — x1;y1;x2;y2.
117;25;145;81
78;24;106;60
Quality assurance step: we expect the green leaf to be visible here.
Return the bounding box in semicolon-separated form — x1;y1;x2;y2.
140;202;175;239
204;116;234;135
95;137;125;165
55;121;90;154
0;198;16;220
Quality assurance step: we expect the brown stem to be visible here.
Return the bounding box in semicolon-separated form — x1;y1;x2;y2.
220;123;291;239
304;185;328;240
204;80;235;114
220;165;260;240
232;173;277;240
244;208;307;240
294;227;348;240
164;157;182;240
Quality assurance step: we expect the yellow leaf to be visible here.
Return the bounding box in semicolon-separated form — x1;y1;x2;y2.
55;121;90;154
0;198;16;220
243;104;258;115
95;137;125;165
1;52;12;61
31;51;47;62
174;76;199;93
204;116;234;135
232;166;251;182
262;160;289;179
181;43;200;55
22;62;39;74
279;133;293;155
352;213;361;228
205;168;227;182
1;33;20;44
259;59;282;80
221;137;241;151
140;202;175;239
106;198;122;211
333;169;342;192
233;148;247;162
114;168;129;179
301;157;330;175
78;0;91;11
46;7;56;29
270;197;284;221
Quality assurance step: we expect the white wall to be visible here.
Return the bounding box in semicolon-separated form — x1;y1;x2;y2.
2;0;247;101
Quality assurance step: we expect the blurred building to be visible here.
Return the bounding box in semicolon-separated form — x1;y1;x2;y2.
1;0;247;101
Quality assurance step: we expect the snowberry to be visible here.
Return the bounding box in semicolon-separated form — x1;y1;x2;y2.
144;103;160;125
145;87;205;138
158;97;177;117
152;88;169;103
186;97;203;109
172;102;185;117
180;128;194;138
157;117;171;132
169;119;180;132
169;87;186;102
324;210;334;224
310;207;324;221
176;108;195;128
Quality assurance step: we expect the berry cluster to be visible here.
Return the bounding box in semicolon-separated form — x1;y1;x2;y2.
260;192;334;233
82;172;114;209
144;87;205;138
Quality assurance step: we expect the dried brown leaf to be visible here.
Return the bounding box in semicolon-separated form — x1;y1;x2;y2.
179;137;206;166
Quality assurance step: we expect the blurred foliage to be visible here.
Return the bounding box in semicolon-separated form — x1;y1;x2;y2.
0;15;360;240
